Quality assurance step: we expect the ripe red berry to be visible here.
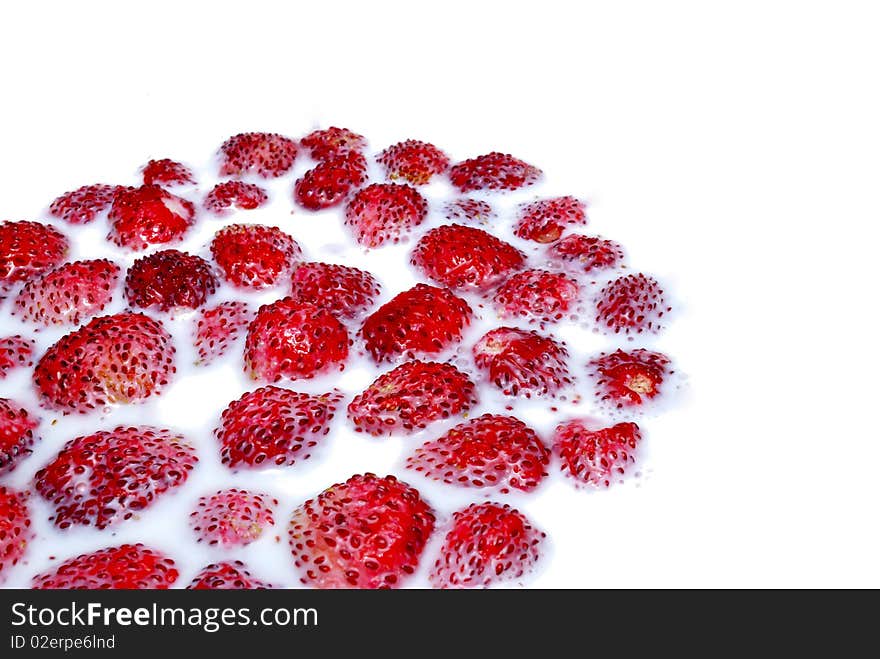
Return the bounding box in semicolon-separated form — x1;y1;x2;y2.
514;196;586;243
442;197;496;224
187;561;272;590
595;273;670;335
301;126;366;161
492;269;581;324
0;398;39;475
210;224;302;289
377;139;450;185
193;301;253;366
0;336;35;378
588;349;672;409
547;234;625;273
0;486;31;577
141;158;195;186
124;249;218;312
0;220;69;294
473;327;571;398
218;132;298;178
190;489;277;546
294;152;367;210
449;152;541;192
344;183;428;247
289;262;381;319
49;184;124;224
107;184;196;250
553;419;642;488
32;544;179;589
203;181;269;215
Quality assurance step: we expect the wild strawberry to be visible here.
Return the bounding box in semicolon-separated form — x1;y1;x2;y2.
411;224;525;291
289;262;381;319
33;312;175;414
49;184;124;224
0;399;39;474
361;284;472;364
406;414;549;493
288;473;435;589
0;486;31;577
547;234;624;273
203;181;269;215
587;349;671;409
553;419;642;487
190;488;277;546
124;249;218;312
449;152;541;192
473;327;571;398
32;544;179;589
0;336;35;378
141;158;195;186
344;183;428;247
34;426;197;530
107;184;196;250
294;152;367;211
515;196;586;243
12;259;120;327
595;273;670;335
443;197;496;224
377;139;449;185
301;126;366;161
193;301;253;366
218;132;298;178
210;224;302;289
216;386;343;469
187;561;271;590
430;502;544;589
492;269;580;324
244;299;349;382
0;220;69;293
348;361;477;436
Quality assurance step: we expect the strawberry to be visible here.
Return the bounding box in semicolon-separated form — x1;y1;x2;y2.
0;336;35;378
0;486;31;577
0;398;39;474
443;197;496;224
49;184;124;224
32;544;179;589
553;419;642;487
294;152;367;210
430;502;544;589
190;488;277;546
12;259;120;327
187;561;271;590
360;284;472;364
193;301;253;366
473;327;572;398
348;360;477;436
34;426;197;529
33;312;176;414
203;181;269;215
0;220;69;293
587;349;671;409
344;183;428;247
216;386;343;469
244;299;350;382
449;152;541;192
547;234;624;273
515;196;586;243
288;473;435;588
595;273;670;335
289;262;381;319
410;224;525;291
107;184;196;250
301;126;366;161
210;223;302;289
492;269;580;324
141;158;195;186
406;414;549;493
377;139;450;185
124;249;218;312
218;132;298;178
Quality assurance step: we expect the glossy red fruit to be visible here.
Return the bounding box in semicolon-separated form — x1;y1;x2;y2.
141;158;195;186
0;486;31;576
492;269;580;324
301;126;366;161
124;249;217;312
595;273;670;335
218;132;298;178
0;336;34;378
216;386;343;469
348;361;477;436
547;234;625;273
430;502;544;589
204;181;269;215
588;349;671;409
344;183;428;247
377;139;450;185
0;220;69;293
294;152;367;210
289;262;381;319
553;420;642;488
190;489;277;546
406;414;550;493
442;198;496;224
0;398;39;475
49;184;124;225
449;152;541;192
211;224;302;289
187;561;271;590
193;301;253;366
411;224;525;291
515;196;586;243
473;327;571;398
33;544;179;589
107;185;196;250
34;426;197;530
288;473;435;589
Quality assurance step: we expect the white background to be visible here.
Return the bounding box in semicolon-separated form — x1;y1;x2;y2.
1;0;878;588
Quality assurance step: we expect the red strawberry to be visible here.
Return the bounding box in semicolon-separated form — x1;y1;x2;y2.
377;139;449;185
443;197;496;224
12;259;120;327
449;152;541;192
203;181;269;215
107;184;196;250
430;502;544;589
515;196;586;243
344;183;428;247
193;301;253;366
244;299;350;382
141;158;195;186
289;262;381;319
124;249;218;312
473;327;571;398
301;126;366;161
0;399;39;475
216;386;343;469
547;234;624;273
187;561;271;590
190;488;277;546
218;132;298;178
595;273;670;335
32;544;178;589
553;419;642;487
361;284;472;364
33;312;175;414
406;414;549;493
34;426;197;529
0;336;35;378
0;220;69;293
587;349;671;409
0;486;31;577
411;224;525;291
294;152;368;211
288;473;435;589
492;269;580;324
348;361;477;436
210;223;302;289
49;184;124;224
